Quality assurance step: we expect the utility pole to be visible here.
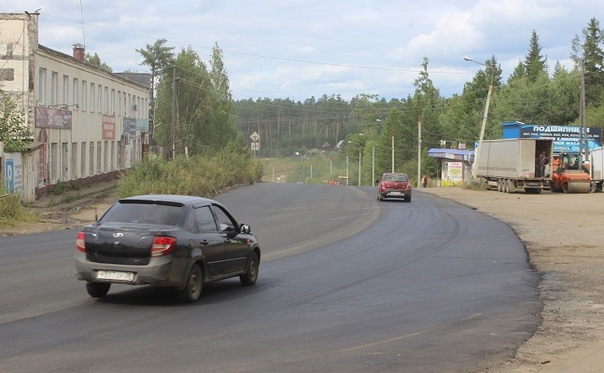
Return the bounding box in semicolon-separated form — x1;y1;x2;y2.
171;66;177;160
358;151;362;186
417;114;422;188
464;57;493;180
580;60;587;162
391;130;395;173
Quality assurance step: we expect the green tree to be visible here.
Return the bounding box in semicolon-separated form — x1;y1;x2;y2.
209;43;238;149
136;39;175;132
524;30;548;82
0;89;32;152
85;52;112;72
153;45;238;156
571;17;604;107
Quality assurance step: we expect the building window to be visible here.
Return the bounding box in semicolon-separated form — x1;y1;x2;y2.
103;141;109;172
104;87;109;113
50;142;58;183
90;83;95;112
81;80;87;111
111;141;115;171
62;142;69;180
97;141;102;174
71;143;78;179
117;140;122;168
89;142;94;176
81;142;87;177
62;75;69;105
72;78;79;108
50;72;58;106
98;85;103;113
38;68;46;105
111;89;115;114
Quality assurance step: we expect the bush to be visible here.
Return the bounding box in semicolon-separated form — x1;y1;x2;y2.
0;194;38;225
118;151;263;198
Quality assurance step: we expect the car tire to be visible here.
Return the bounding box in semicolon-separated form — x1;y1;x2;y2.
240;252;259;286
177;264;203;303
86;282;111;298
406;196;411;202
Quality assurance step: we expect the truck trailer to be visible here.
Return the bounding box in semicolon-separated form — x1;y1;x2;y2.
476;138;553;194
590;146;604;192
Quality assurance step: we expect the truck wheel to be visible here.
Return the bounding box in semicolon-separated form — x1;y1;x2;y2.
177;264;203;303
507;179;515;193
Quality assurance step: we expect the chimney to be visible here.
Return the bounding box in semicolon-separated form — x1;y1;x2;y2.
72;43;85;61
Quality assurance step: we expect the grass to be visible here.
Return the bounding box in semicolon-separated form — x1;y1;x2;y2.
0;194;39;227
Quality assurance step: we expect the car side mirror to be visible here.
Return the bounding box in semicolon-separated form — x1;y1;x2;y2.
240;224;251;234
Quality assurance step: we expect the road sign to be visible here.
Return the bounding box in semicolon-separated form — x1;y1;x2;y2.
250;131;260;143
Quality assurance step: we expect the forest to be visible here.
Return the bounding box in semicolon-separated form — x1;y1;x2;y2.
142;18;603;186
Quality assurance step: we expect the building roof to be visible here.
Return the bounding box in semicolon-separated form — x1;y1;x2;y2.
37;44;150;90
115;73;152;88
427;148;474;161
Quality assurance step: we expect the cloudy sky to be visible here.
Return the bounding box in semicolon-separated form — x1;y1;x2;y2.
9;0;604;101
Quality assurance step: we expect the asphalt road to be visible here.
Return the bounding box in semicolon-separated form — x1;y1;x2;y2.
0;183;541;373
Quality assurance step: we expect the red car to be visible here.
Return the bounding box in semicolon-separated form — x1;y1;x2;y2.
377;173;412;202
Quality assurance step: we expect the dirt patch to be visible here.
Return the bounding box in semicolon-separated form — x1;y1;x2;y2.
0;182;119;237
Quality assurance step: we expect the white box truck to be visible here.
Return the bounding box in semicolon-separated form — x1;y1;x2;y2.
590;146;604;192
476;138;554;194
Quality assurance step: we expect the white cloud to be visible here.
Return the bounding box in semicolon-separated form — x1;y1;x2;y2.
12;0;604;100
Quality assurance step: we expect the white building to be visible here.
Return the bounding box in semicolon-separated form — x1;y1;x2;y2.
1;12;150;202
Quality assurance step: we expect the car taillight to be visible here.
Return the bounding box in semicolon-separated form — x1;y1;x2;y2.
151;236;176;257
76;231;86;253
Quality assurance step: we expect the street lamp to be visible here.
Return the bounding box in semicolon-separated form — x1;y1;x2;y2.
464;56;493;180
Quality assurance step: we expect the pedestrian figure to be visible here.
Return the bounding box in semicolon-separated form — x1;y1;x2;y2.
422;175;428;188
537;151;549;177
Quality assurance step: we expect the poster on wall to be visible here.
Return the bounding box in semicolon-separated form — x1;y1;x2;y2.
136;118;149;132
519;125;602;152
447;162;463;182
102;115;117;140
123;117;137;139
35;107;72;129
4;153;23;195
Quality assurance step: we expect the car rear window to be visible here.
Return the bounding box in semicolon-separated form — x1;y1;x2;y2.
385;174;407;182
100;201;182;225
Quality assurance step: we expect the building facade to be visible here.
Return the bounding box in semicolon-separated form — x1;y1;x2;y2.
1;12;150;201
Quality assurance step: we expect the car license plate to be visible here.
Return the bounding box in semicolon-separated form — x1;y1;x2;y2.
390;191;402;195
96;270;134;282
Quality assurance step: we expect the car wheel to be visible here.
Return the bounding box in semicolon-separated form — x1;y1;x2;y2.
86;282;111;298
406;196;411;202
240;251;259;286
177;264;203;303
